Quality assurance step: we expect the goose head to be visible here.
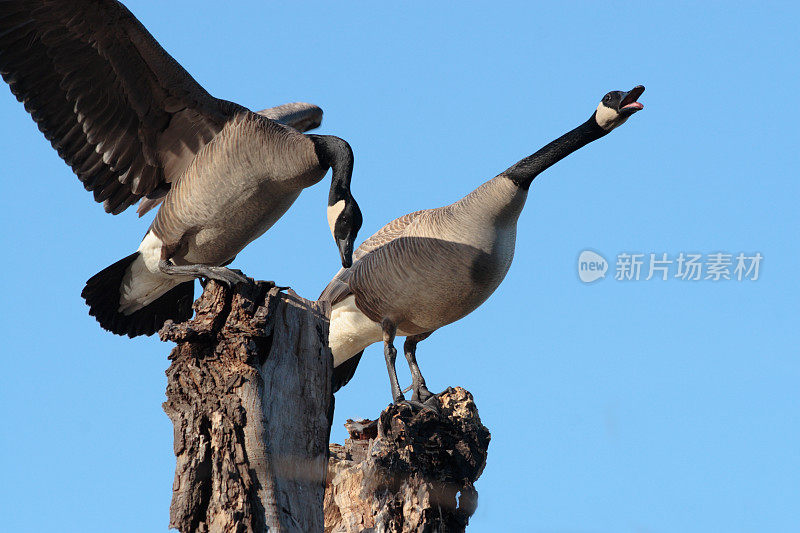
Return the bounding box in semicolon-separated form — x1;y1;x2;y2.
328;194;362;268
594;85;645;131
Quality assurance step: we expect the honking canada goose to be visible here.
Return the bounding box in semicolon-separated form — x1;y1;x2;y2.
0;0;362;337
320;86;645;407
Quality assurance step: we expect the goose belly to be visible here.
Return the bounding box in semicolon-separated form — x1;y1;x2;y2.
183;187;302;265
329;296;383;365
157;171;303;266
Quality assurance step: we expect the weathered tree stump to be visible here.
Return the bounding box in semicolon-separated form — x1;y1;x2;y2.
158;281;491;532
324;387;491;533
161;280;333;532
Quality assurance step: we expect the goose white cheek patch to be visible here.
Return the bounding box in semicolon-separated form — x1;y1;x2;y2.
594;103;619;130
327;199;345;237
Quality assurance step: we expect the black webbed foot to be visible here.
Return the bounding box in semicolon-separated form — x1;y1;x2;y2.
411;384;434;404
158;260;250;286
398;396;440;414
216;268;249;286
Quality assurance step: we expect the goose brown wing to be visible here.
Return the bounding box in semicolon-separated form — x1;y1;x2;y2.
352;210;426;262
0;0;232;215
318;210;426;305
135;101;326;217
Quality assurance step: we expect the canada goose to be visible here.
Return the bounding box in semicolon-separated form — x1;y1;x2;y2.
320;86;645;407
0;0;362;337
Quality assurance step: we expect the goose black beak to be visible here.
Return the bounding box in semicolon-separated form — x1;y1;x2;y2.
619;85;645;116
338;238;354;268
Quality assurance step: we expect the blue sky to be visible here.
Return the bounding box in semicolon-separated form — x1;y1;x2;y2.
1;1;797;531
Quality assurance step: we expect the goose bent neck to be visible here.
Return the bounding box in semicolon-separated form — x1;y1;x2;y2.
308;135;354;204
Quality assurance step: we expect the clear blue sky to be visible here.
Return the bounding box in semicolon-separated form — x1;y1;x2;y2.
1;1;797;531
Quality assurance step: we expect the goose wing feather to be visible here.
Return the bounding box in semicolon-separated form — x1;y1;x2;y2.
256;102;323;134
136;101;325;217
318;210;427;305
0;0;233;215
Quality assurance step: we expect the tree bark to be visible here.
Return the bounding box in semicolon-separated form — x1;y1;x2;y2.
324;387;491;533
161;281;333;533
159;281;491;532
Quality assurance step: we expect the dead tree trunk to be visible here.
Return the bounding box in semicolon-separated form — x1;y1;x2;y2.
324;387;491;532
161;281;333;532
158;281;491;532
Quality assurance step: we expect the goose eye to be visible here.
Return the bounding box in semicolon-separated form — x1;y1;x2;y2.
603;94;611;102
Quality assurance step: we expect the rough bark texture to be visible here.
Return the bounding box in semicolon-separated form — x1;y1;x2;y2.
161;280;333;533
324;387;491;533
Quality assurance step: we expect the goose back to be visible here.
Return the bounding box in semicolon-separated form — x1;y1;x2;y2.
151;112;325;266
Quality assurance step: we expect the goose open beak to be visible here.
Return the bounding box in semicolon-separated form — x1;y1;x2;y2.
619;85;645;116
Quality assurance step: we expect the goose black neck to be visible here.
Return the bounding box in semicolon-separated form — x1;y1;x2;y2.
503;114;608;190
309;134;354;204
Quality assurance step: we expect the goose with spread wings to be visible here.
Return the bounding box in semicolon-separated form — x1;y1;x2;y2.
0;0;362;337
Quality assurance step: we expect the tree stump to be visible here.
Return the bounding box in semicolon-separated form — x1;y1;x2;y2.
158;281;491;532
324;387;491;533
161;281;333;532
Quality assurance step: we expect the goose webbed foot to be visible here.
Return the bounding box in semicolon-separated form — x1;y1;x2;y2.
401;382;435;403
411;383;434;403
399;383;440;413
399;396;440;414
159;260;250;286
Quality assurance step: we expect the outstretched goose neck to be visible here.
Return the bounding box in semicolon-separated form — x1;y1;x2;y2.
503;113;608;190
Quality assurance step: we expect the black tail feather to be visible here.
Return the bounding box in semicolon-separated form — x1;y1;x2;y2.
332;350;363;393
81;252;195;338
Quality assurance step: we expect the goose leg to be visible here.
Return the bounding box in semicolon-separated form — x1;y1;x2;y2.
403;333;435;404
381;319;405;404
158;260;249;286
